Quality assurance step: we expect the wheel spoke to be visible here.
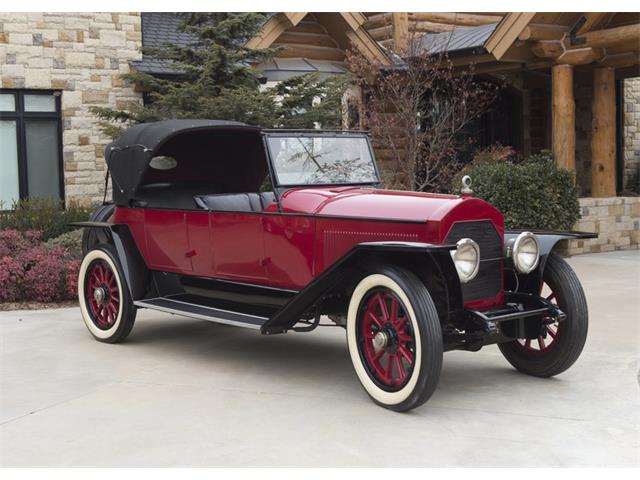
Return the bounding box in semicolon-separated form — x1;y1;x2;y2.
399;345;414;365
367;311;383;328
395;355;406;382
389;296;399;325
377;293;389;321
537;336;546;350
525;339;532;350
385;354;394;384
547;326;557;339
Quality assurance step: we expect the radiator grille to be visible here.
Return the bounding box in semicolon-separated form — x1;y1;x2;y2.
445;220;502;302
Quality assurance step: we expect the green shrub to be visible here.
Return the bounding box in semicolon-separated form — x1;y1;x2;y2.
45;229;83;259
0;198;92;242
451;150;581;230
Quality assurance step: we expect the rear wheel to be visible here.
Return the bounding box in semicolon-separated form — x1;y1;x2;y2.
78;244;136;343
499;253;588;377
346;266;443;412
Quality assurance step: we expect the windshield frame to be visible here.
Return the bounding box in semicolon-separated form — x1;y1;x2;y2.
263;130;381;189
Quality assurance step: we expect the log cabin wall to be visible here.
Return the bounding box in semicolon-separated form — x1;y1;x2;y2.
364;12;506;49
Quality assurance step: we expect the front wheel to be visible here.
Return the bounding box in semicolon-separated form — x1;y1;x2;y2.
346;266;443;412
499;253;588;377
78;244;136;343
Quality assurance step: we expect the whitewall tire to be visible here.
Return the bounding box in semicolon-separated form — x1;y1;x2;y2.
346;266;443;412
78;244;136;343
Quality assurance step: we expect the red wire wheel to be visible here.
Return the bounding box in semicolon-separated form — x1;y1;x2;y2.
513;281;562;355
356;288;416;392
85;259;121;330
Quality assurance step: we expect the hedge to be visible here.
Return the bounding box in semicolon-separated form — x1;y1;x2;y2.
451;150;581;231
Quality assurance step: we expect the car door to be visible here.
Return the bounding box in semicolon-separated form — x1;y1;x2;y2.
143;209;193;272
207;193;268;282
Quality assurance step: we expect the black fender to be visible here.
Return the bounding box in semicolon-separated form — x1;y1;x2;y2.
81;203;115;254
261;241;462;334
504;230;597;294
72;221;149;301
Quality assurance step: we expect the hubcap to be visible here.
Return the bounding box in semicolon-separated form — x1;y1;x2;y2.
93;287;106;304
373;331;389;350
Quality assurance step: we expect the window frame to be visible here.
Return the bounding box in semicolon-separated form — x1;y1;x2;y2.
0;89;64;202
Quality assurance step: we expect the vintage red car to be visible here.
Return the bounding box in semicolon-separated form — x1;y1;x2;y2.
75;120;595;411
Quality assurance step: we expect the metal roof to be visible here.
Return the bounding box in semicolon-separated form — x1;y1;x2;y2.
130;13;197;75
258;58;348;81
130;12;276;76
416;23;498;56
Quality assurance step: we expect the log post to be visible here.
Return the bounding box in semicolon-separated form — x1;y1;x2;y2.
552;64;576;171
391;12;408;54
591;67;616;197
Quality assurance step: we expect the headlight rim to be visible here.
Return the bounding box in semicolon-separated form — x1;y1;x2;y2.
451;237;480;283
512;231;540;274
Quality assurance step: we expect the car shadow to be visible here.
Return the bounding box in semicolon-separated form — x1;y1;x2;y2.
121;316;554;406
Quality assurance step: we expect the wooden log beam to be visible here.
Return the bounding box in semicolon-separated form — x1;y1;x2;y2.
598;51;640;68
276;31;338;48
518;24;568;41
363;13;391;30
407;12;503;26
392;12;409;53
591;67;617;197
531;40;565;59
580;23;640;49
273;44;345;61
577;13;614;35
368;25;392;41
552;64;576;171
556;47;605;65
410;21;456;33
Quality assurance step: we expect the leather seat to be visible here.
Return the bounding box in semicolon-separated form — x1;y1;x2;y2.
198;192;276;212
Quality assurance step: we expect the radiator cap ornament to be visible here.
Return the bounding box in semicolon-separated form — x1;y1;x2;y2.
461;175;473;195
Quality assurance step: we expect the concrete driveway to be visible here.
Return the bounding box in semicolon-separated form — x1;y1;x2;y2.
1;251;638;467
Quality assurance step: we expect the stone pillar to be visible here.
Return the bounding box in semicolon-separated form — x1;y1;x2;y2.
591;67;617;197
552;64;576;171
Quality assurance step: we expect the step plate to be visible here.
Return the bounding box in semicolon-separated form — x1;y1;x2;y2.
134;297;267;330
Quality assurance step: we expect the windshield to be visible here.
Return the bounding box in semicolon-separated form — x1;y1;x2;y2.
266;135;379;186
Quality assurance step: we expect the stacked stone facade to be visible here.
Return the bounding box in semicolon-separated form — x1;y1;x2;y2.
0;12;142;203
623;77;640;193
558;197;640;255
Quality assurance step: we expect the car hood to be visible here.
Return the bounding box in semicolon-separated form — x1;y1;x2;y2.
278;186;499;223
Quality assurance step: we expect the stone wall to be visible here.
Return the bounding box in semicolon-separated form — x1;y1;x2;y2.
623;77;640;193
559;197;640;255
0;12;143;204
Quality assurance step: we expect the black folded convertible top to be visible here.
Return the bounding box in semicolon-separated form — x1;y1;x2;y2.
105;120;260;205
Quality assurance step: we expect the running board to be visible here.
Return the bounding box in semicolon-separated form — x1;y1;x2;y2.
133;297;267;330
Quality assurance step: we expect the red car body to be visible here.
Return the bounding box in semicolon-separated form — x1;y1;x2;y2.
113;187;504;310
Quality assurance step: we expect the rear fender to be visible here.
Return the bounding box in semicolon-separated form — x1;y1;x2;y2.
261;242;462;334
72;221;150;300
504;230;597;294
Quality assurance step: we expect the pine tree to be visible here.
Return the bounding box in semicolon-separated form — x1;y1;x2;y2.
91;13;349;138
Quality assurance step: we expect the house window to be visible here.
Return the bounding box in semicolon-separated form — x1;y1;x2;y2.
0;90;64;206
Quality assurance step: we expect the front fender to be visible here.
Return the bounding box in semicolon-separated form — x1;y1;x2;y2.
504;230;597;293
261;241;460;334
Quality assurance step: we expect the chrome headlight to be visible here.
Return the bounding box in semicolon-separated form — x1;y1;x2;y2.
450;238;480;283
510;231;540;274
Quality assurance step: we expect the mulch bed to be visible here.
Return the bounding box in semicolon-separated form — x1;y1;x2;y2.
0;301;78;311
